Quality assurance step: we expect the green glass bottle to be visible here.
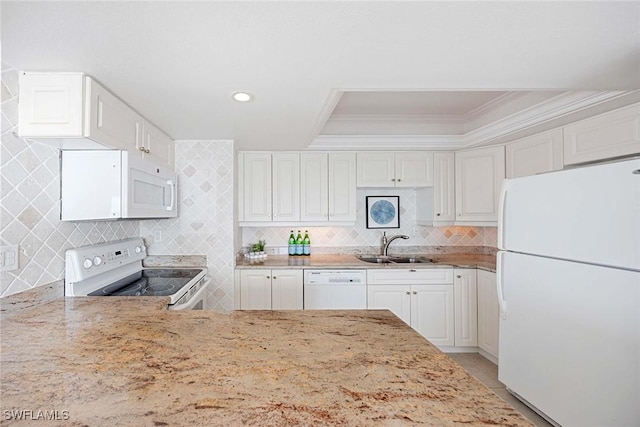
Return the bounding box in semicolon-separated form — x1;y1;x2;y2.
295;230;303;256
302;230;311;256
288;230;295;256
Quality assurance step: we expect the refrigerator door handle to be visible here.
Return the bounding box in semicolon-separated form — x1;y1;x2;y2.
496;251;507;319
497;180;509;250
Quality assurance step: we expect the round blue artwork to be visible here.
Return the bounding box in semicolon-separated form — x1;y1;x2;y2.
370;200;396;225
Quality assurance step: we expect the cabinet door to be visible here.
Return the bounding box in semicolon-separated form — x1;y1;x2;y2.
271;270;303;310
142;121;175;168
329;153;357;221
300;153;328;221
563;103;640;165
87;77;143;151
454;269;478;347
506;129;563;178
433;152;455;222
272;153;300;222
455;146;505;223
411;284;454;347
367;285;411;325
239;269;272;310
395;152;434;187
356;152;395;187
477;270;499;359
242;153;272;221
18;72;85;137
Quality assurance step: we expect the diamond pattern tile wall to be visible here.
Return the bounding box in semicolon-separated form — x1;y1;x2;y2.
0;66;140;297
140;140;235;312
241;188;497;250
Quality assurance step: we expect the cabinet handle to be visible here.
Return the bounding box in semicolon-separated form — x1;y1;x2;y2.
409;269;417;272
457;275;461;278
266;276;270;279
391;178;396;182
412;291;417;295
145;148;150;154
436;213;441;216
405;291;410;295
458;213;462;216
397;178;402;182
139;146;146;152
273;276;277;279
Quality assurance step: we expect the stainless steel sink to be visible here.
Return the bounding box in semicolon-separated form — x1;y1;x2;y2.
388;256;433;264
356;255;433;264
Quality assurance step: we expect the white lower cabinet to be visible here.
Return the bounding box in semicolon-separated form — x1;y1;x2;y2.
367;269;454;347
477;269;499;360
454;269;477;347
239;269;303;310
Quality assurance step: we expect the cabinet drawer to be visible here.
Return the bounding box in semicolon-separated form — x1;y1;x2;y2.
367;268;453;285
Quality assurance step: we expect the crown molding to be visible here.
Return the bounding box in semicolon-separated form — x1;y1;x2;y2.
311;90;637;151
461;90;632;148
307;134;464;151
463;91;524;121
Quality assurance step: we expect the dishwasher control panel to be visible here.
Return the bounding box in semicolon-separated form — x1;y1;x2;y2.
304;270;366;285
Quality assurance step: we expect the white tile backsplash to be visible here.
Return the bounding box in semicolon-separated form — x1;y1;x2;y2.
241;188;498;251
140;140;235;311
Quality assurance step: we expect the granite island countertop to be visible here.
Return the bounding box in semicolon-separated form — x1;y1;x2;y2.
0;294;531;426
236;253;497;273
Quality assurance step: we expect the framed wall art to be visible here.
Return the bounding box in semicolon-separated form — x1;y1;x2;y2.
366;196;400;229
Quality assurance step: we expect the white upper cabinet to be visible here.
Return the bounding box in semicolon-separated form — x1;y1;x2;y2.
300;153;329;222
141;121;175;168
272;153;300;222
432;152;456;223
328;153;357;221
86;77;144;152
241;151;356;225
506;129;563;178
300;152;356;222
241;153;272;221
18;72;174;168
455;146;505;224
563;103;640;165
357;152;433;187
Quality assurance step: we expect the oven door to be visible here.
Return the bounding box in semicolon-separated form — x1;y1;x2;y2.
168;279;209;310
121;152;177;218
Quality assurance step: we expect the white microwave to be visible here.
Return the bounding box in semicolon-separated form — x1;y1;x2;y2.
60;150;177;221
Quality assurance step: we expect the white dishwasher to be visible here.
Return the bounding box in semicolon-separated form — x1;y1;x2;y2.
303;270;367;309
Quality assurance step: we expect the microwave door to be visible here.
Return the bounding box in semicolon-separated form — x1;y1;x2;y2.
122;155;177;218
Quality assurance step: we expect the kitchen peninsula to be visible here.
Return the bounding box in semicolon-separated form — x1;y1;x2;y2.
1;291;531;426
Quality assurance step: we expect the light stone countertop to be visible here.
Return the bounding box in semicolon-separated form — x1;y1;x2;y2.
0;297;532;426
236;253;497;273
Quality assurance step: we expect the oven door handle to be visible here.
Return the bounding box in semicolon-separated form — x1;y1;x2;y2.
168;279;209;311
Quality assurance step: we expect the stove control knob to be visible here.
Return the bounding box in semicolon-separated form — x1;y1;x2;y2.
83;258;93;269
93;256;103;266
135;246;142;254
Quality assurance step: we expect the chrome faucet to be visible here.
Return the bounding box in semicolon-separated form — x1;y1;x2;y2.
382;232;410;256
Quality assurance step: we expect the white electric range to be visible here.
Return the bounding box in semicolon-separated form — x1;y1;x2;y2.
65;238;208;310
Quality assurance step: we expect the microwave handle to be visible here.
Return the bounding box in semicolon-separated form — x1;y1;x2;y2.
167;180;175;211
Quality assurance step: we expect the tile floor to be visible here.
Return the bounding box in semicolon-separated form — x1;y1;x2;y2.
447;353;553;427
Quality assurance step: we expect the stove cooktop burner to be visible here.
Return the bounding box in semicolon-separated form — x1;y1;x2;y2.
88;269;203;297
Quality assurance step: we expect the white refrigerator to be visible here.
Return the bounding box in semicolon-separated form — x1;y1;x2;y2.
497;157;640;427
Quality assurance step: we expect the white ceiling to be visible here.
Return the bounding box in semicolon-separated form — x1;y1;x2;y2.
2;1;639;150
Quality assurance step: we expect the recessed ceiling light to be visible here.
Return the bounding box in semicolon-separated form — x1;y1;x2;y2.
232;92;253;102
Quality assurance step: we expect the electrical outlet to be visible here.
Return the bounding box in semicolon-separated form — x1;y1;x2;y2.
153;228;163;243
0;245;19;272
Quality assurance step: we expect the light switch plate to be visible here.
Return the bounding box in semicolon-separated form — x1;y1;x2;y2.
0;245;19;272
